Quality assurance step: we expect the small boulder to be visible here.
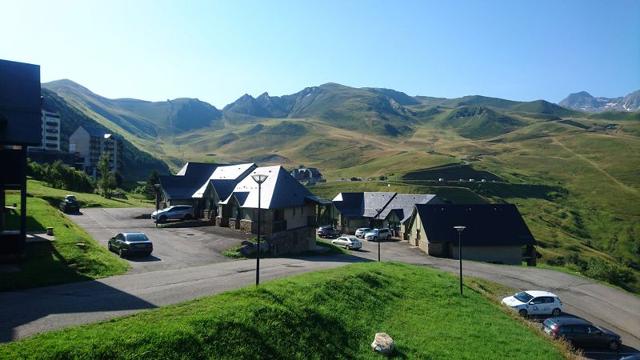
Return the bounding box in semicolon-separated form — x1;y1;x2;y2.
371;332;394;355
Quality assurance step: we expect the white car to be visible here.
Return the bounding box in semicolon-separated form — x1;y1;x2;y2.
355;228;371;238
501;290;563;317
331;235;363;250
364;228;391;241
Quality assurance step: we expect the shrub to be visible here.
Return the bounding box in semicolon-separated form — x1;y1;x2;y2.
27;159;94;193
584;258;636;290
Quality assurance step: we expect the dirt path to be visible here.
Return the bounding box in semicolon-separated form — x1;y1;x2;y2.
551;137;639;196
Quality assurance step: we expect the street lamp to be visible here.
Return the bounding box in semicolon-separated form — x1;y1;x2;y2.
453;225;466;295
375;208;383;262
251;174;268;286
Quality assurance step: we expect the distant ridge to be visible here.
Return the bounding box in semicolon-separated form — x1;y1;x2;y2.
559;89;640;112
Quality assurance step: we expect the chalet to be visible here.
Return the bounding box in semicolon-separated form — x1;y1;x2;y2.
331;192;440;234
192;163;256;220
290;167;324;185
377;194;441;239
217;165;327;255
406;204;536;265
158;162;221;209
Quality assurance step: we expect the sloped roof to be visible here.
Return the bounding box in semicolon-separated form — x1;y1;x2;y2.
221;166;314;209
415;204;535;246
175;162;222;178
160;162;223;200
192;163;256;198
379;194;439;223
332;192;396;219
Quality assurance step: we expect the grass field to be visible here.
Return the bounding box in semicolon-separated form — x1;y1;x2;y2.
0;262;570;359
26;179;153;208
1;192;129;291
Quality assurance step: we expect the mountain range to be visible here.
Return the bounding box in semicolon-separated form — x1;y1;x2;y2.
40;79;640;285
559;89;640;113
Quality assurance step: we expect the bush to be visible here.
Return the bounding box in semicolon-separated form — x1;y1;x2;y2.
584;258;636;290
27;160;94;193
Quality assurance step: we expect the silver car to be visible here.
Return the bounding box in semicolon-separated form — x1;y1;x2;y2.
364;228;391;241
151;205;194;223
331;235;363;250
355;227;371;238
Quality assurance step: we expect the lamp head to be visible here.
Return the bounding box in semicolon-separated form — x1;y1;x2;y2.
251;174;268;184
453;225;466;232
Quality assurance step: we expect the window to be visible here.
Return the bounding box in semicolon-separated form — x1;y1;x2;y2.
572;325;588;334
530;297;545;305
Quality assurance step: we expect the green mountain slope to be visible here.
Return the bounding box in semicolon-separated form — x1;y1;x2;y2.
43;79;222;137
42;89;170;180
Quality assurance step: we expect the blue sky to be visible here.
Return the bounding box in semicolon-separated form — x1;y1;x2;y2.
2;0;639;107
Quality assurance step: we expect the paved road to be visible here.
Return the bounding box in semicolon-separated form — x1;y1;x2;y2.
1;213;638;358
68;208;248;273
355;239;640;359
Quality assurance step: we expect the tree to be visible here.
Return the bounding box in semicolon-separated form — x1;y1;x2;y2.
144;170;160;199
98;153;116;198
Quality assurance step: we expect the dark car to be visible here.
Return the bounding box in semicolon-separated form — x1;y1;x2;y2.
108;232;153;258
59;195;80;214
316;225;340;239
543;317;621;351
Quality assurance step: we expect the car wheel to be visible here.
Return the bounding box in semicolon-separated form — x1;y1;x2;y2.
159;215;167;223
108;243;113;252
551;308;561;317
184;214;192;220
118;248;125;258
609;341;620;351
518;309;528;318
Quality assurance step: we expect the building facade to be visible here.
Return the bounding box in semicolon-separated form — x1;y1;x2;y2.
30;110;61;152
406;204;537;265
69;126;122;177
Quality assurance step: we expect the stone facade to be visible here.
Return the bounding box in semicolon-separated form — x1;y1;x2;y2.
267;226;315;256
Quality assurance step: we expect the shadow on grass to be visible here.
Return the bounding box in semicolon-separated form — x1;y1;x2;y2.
0;241;156;342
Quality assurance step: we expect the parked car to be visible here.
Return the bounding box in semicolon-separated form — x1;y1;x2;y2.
151;205;194;223
543;317;622;351
317;225;340;239
364;228;391;241
501;290;563;317
59;195;80;214
332;235;363;250
355;227;371;238
108;232;153;258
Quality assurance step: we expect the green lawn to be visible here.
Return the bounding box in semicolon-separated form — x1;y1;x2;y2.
26;179;153;208
0;263;569;359
1;192;129;291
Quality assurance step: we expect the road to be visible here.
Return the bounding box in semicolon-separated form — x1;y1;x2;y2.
1;210;638;359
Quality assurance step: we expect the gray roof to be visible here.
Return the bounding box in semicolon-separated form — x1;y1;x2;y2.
415;204;536;246
332;192;396;219
192;163;256;198
379;193;439;223
160;162;223;200
220;165;315;209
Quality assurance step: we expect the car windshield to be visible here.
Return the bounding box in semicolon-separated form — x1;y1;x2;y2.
347;236;358;241
514;291;534;303
66;196;77;202
126;234;149;242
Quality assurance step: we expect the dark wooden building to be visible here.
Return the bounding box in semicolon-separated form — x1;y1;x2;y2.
0;59;42;256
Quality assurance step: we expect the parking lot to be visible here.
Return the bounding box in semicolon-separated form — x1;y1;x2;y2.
67;208;249;273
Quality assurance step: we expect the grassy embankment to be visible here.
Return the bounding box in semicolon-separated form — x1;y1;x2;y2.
0;262;572;359
0;180;150;291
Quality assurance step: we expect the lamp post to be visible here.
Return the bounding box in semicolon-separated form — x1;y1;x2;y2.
375;208;382;262
251;174;268;286
453;225;466;295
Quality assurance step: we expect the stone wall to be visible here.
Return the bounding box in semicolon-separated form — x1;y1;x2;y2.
215;216;228;227
267;226;315;256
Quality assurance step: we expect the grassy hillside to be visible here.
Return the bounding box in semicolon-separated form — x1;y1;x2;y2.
1;185;132;291
42;89;170;181
0;263;567;359
43;80;640;292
